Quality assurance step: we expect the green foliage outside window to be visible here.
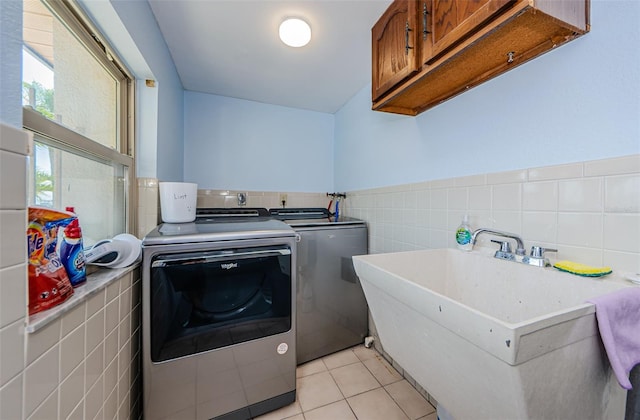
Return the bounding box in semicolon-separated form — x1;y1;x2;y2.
22;80;54;119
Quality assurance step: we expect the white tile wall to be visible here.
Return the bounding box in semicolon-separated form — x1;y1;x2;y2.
528;162;583;181
343;154;640;274
136;182;330;238
0;149;27;209
137;178;159;239
19;270;141;420
0;209;27;267
0;124;29;420
492;183;521;211
605;175;640;213
196;189;328;209
522;181;558;211
584;155;640;177
0;124;141;420
2;270;142;420
0;263;26;325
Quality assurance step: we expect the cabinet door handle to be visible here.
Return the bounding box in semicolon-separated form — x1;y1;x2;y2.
423;2;430;39
405;21;414;55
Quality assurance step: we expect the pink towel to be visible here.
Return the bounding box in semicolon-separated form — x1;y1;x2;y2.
587;287;640;390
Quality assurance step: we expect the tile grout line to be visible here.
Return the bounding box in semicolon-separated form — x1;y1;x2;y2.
297;346;429;420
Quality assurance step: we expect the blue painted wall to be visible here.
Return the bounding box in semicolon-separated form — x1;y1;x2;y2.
184;91;335;192
6;0;638;193
334;0;640;191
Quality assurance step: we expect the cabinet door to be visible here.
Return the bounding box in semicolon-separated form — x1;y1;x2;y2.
372;0;419;101
422;0;516;64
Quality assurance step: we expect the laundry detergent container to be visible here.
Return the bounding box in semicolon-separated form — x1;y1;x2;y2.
159;182;198;223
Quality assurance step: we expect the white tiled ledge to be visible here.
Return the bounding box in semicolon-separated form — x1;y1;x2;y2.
26;264;139;333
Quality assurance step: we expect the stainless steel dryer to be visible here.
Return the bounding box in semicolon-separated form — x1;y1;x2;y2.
270;208;368;364
142;210;296;420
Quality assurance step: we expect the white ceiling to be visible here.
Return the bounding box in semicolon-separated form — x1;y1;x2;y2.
148;0;392;114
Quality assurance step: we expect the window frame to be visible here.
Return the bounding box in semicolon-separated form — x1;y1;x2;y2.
22;0;136;235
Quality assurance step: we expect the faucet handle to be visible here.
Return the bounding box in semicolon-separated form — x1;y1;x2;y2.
491;239;512;253
530;246;558;258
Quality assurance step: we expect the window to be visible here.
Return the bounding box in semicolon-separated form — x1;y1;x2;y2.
22;0;134;246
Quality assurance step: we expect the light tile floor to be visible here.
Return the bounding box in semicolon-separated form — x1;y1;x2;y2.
256;345;437;420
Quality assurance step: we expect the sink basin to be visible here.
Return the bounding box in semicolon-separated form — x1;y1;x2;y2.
353;248;631;420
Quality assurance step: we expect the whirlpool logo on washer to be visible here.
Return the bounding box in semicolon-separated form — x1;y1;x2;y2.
221;262;238;270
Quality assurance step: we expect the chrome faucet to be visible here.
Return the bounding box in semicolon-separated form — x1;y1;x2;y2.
470;228;526;256
471;228;558;267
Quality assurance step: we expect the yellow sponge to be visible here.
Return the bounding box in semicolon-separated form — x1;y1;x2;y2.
553;260;612;277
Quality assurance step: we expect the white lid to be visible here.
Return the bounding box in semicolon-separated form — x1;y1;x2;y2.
110;234;141;268
87;234;141;268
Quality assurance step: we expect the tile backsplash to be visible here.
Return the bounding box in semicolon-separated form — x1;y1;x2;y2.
341;154;640;274
196;189;328;209
136;184;330;238
137;155;639;273
136;178;159;239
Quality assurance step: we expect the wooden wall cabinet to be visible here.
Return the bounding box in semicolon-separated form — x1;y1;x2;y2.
372;0;590;116
371;0;419;101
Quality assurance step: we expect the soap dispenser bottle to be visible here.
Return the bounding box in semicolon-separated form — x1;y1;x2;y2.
456;215;472;251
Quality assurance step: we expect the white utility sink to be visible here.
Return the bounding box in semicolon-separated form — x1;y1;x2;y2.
353;248;632;420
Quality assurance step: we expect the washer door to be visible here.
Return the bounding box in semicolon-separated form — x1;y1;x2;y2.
149;246;292;362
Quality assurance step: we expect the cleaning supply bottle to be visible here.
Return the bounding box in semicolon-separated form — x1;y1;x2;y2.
59;208;87;287
456;214;472;251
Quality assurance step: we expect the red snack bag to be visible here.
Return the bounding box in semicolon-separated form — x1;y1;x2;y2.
27;207;75;315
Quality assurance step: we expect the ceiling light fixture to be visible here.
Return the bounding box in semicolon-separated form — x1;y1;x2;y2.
279;18;311;47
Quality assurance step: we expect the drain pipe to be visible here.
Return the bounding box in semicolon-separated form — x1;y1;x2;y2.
364;336;375;348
